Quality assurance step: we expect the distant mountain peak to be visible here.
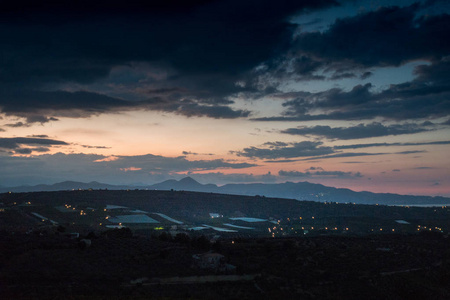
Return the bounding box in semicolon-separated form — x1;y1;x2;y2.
179;177;200;185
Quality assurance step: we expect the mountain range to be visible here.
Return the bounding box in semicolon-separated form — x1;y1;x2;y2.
1;177;449;206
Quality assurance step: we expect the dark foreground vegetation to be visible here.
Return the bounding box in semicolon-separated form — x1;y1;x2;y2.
1;190;450;299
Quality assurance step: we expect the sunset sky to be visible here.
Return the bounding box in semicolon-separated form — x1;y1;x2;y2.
1;0;449;196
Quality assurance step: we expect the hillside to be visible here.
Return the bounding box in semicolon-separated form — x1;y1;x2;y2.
1;189;450;299
1;177;449;205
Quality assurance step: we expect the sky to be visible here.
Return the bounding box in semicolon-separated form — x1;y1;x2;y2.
0;0;449;196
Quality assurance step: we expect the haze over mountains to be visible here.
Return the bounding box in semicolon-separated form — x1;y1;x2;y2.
1;177;449;206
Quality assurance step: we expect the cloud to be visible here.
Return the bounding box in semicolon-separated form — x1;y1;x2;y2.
291;3;450;73
0;0;337;120
119;167;142;172
80;145;111;149
300;152;389;161
102;154;257;172
231;141;334;159
256;65;450;122
5;122;31;128
252;4;450;123
232;136;444;162
281;122;432;140
334;140;450;150
300;149;428;161
1;1;448;123
0;89;251;121
0;137;69;154
0;152;257;186
278;169;363;178
395;150;426;155
360;71;373;79
182;151;214;156
188;171;278;184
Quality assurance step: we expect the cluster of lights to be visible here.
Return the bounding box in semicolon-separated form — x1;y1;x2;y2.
65;204;76;211
416;225;443;232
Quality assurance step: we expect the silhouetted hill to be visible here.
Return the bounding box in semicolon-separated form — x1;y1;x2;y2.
151;177;217;192
1;177;449;205
0;181;128;193
217;181;450;205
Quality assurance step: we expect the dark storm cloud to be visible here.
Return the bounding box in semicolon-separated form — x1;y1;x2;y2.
259;2;450;85
360;72;373;80
0;0;337;119
231;141;334;159
329;72;356;80
254;3;450;122
292;3;450;73
0;137;69;154
281;122;432;140
0;89;250;121
0;90;137;120
256;60;450;121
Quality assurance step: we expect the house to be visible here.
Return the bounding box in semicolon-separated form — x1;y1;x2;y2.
209;213;222;218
